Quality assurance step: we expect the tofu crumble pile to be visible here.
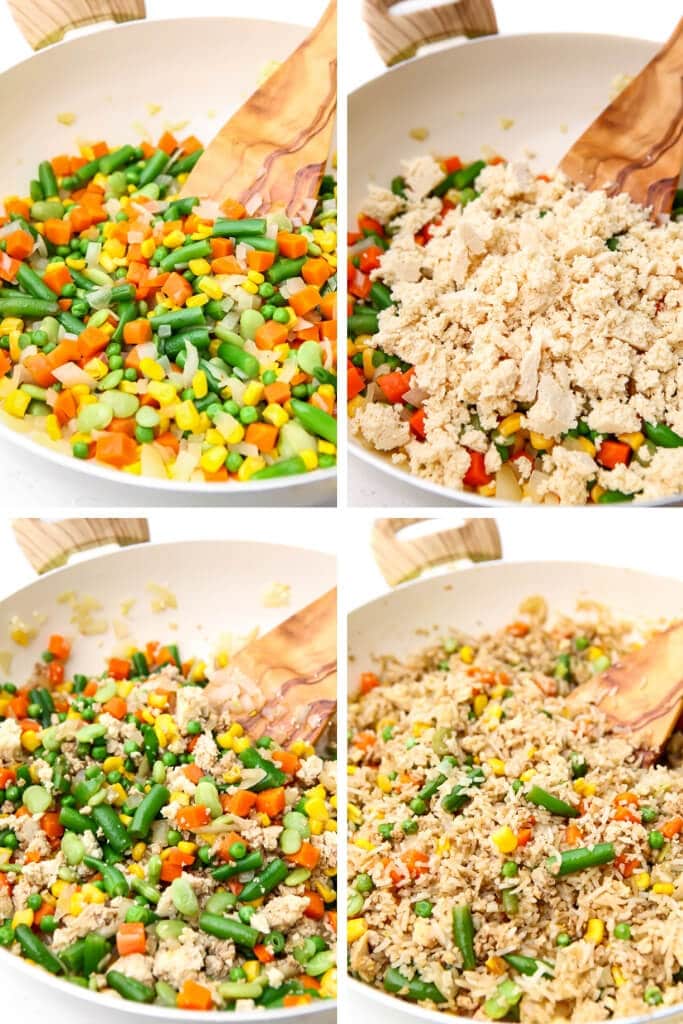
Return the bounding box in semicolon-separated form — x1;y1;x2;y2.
0;634;336;1010
349;154;683;504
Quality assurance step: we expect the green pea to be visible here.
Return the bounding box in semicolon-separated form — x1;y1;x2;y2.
614;923;631;940
414;900;433;918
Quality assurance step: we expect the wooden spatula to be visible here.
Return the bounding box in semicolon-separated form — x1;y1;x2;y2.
559;17;683;218
181;1;336;221
567;622;683;764
205;588;336;747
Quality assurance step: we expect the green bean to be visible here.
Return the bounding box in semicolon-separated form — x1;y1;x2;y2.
644;422;683;448
159;240;212;272
219;981;264;1001
212;851;264;882
267;257;306;285
547;842;615;876
503;953;553;977
163;197;199;221
305;950;336;976
240;235;278;253
217;340;260;379
199;912;260;947
442;767;485;813
30;179;44;202
370;282;394;310
167;149;204;176
502;889;519;916
196;779;222;819
526;785;579;818
237;748;287;791
251;456;307;480
57;310;87;335
106;970;155;1003
129;784;169;839
83;855;129;897
59;806;92;833
151;307;205;331
109;283;136;304
453;904;476;970
15;924;64;974
147;853;162;885
455;160;486;190
99;146;137;176
60;938;86;972
31;200;64;221
163;327;210;358
131;651;148;677
83;933;111;976
0;296;58;318
138;150;170;188
290;397;336;444
239;857;288;902
38;161;59;198
213;218;267;238
348;310;379;336
155;980;178;1007
484;978;523;1020
596;490;634;504
131;877;160;904
73;159;100;185
391;176;407;197
383;967;446;1004
90;804;131;852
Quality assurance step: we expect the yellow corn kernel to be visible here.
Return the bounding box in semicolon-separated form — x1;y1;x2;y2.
459;645;474;664
519;768;536;783
242;381;265;406
587;646;604;661
139;708;155;725
82;883;106;904
120;381;139;395
353;838;375;851
222;767;241;784
318;440;336;455
436;836;451;856
198;276;223;301
177;841;197;856
148;691;168;709
12;909;34;928
8;331;21;361
300;449;318;471
127;862;144;878
192;370;208;400
325;820;337;832
206;428;225;446
190;224;213;239
585;919;604;944
319;968;337;999
618;432;645;451
164;230;186;249
317;231;336;253
576;436;596;457
147;381;177;406
258;813;271;827
139;358;164;382
273;343;290;363
69;893;85;917
140;238;156;260
611;965;627;988
65;256;86;270
175;400;200;433
109;783;127;806
653;882;674;895
232;736;251;754
376;774;392;794
487;758;506;777
242;961;261;983
499;414;522;437
473;694;488;717
117;680;134;698
486;957;507;975
3;390;31;418
45;414;61;441
21;731;41;752
241;280;259;295
169;791;190;807
103;238;125;258
51;880;68;898
318;384;335;404
185;292;207;307
200;445;228;474
492;826;518;854
0;317;23;336
247;270;265;285
237;455;266;481
529;431;554;450
347;918;368;942
348;804;363;825
262;403;288;429
305;797;329;822
189;258;211;276
131;842;147;862
635;872;651;891
478;483;496;497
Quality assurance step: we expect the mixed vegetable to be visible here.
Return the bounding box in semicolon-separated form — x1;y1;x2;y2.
0;633;336;1009
0;135;337;483
347;154;683;503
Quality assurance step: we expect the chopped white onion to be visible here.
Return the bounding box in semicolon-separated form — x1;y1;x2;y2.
52;363;96;388
244;193;262;216
87;285;113;310
137;342;158;361
182;341;200;388
85;241;101;268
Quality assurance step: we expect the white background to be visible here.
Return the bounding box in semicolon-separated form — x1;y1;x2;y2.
0;0;327;508
346;0;682;506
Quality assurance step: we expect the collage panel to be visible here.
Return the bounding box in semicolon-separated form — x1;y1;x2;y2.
0;511;337;1021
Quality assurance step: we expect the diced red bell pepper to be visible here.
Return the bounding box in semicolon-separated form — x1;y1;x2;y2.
597;440;630;469
348;363;366;401
377;370;411;404
348;267;372;301
444;155;463;174
357;213;384;237
463;450;492;488
359;245;383;274
409;407;426;440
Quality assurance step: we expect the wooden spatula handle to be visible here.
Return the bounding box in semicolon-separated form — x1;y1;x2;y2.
7;0;145;50
12;518;150;574
371;518;502;586
363;0;498;66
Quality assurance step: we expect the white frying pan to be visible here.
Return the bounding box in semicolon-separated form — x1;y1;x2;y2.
0;517;336;1024
348;518;683;1024
348;1;680;507
0;2;335;505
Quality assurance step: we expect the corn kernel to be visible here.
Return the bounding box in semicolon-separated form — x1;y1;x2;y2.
273;343;290;362
3;390;31;418
587;646;604;661
192;370;208;400
318;384;335;403
519;768;536;783
347;918;368;942
300;449;318;471
232;736;251;754
492;826;518;854
120;381;139;395
147;381;177;406
242;381;265;406
529;431;554;450
499;413;522;437
305;798;329;821
291;740;314;756
459;645;474;664
0;317;23;336
318;440;336;455
177;841;197;856
436;836;451;856
189;258;211;276
376;774;392;794
585;919;605;943
65;256;86;270
262;403;288;429
200;445;228;473
618;432;645;451
353;838;375;851
478;483;496;497
612;965;627;988
198;276;223;301
241;961;260;983
576;436;596;457
109;783;127;806
237;455;266;481
140;238;156;259
45;414;61;440
131;842;147;862
653;882;674;895
148;691;168;709
348;804;363;825
487;758;506;776
472;694;488;717
21;731;41;752
486;957;507;975
82;883;106;904
175;400;200;433
139;358;165;382
319;968;337;999
242;280;258;294
69;892;85;917
164;230;186;249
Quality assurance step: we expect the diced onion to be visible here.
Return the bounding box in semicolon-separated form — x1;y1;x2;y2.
52;363;96;388
182;341;199;387
495;463;523;501
85;241;101;268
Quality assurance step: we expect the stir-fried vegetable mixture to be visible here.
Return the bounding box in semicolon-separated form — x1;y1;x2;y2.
348;602;683;1021
0;634;336;1009
348;153;683;504
0;135;337;482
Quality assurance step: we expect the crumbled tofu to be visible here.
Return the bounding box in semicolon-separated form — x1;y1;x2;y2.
108;953;154;985
263;895;310;931
351;402;411;451
361;184;405;226
153;929;204;987
0;719;21;761
402;155;444;200
175;686;207;732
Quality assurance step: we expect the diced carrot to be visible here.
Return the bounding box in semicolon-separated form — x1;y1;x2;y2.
224;791;258;816
43;262;73;295
0;769;16;788
155;431;180;455
211;255;245;275
4;198;30;219
102;696;128;719
270;750;301;775
245;422;278;453
48;662;64;686
463;450;492;489
7;693;29;719
24;354;55;389
83;681;98;697
377;370;411;404
24;849;41;863
284;995;313;1007
182;763;204;785
204;467;229;482
319;293;336;320
302;258;333;286
107;657;131;680
46;340;80;370
140;141;155;160
289;285;321;317
444;155;463;174
300;975;321;991
180;135;202;155
254;320;289;350
116;922;146;956
177;979;213;1011
303;891;325;920
40;812;63;841
77;325;109;359
51;155;72;177
5;229;33;260
254;944;275;964
287;842;320;870
663;816;683;839
162;272;193;306
0;351;11;378
564;823;583;846
44;219;73;246
107;418;137;438
401;849;429;877
359;672;379;694
220;198;246;220
410;407;426;440
160;860;182;882
256;787;286;816
326;909;337;933
91;141;109;158
95;433;138;468
277;231;308;259
597;440;631;470
69;207;94;233
247;249;276;272
48;634;70;659
263;381;291;405
176;805;212;831
210;237;234;258
320;319;336;342
157;131;179;155
0;253;20;282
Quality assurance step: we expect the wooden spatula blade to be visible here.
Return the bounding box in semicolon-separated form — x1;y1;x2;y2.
568;622;683;760
559;17;683;217
181;1;336;221
205;588;336;747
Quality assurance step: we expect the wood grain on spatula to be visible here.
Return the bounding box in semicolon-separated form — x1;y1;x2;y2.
181;1;336;221
205;589;336;747
559;17;683;218
567;621;683;764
